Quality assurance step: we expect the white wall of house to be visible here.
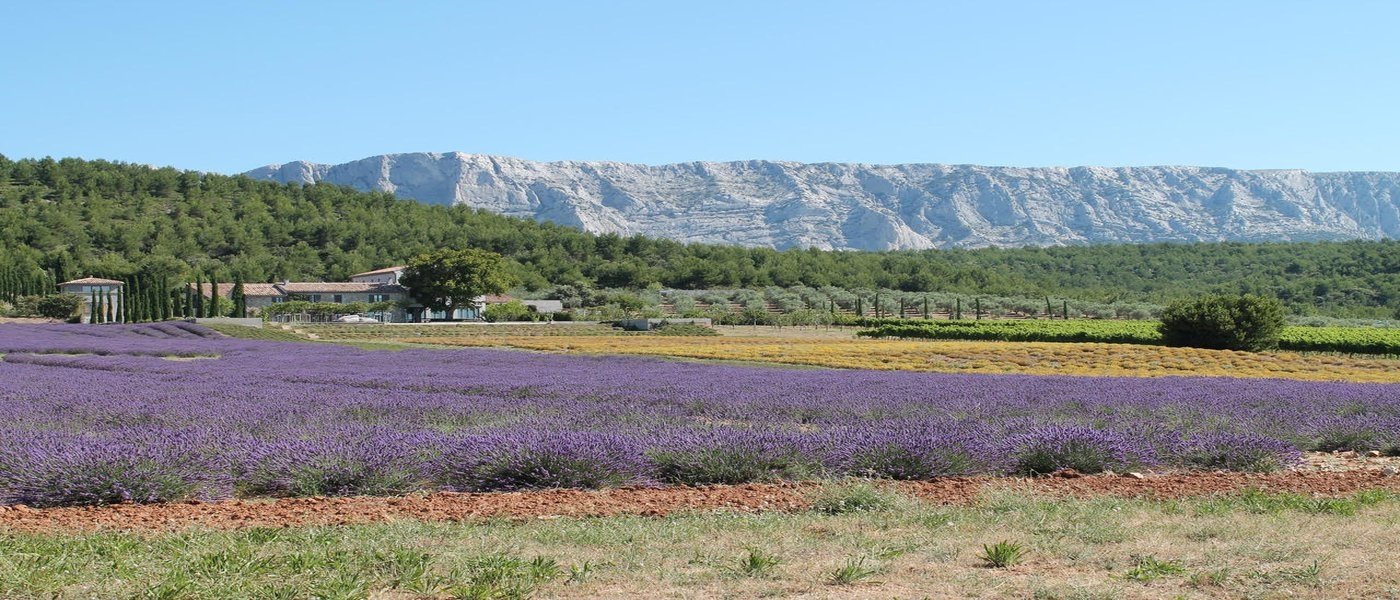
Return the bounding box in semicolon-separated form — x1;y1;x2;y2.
288;291;406;304
60;285;122;323
349;270;404;285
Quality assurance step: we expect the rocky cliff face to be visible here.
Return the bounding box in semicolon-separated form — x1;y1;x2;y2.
246;152;1400;250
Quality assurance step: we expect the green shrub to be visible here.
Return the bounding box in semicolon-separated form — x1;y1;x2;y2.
730;547;782;578
979;540;1027;568
1159;294;1286;351
826;557;881;585
35;294;83;320
1124;555;1186;581
649;322;718;336
647;445;813;485
484;300;537;323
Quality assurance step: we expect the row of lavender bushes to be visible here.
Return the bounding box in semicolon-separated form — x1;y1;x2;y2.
1;324;1396;508
0;423;1322;507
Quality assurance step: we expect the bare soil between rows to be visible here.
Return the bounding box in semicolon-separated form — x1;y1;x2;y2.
3;469;1398;534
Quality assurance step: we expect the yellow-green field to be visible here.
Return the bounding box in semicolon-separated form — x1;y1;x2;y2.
409;334;1400;382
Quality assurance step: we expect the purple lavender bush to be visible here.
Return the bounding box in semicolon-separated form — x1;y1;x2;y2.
436;430;648;491
1000;425;1149;475
238;427;438;497
1304;415;1400;456
1;323;1398;506
0;428;230;507
645;429;818;485
824;422;990;479
1169;432;1301;472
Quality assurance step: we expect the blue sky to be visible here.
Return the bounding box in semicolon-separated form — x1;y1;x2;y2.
3;1;1398;173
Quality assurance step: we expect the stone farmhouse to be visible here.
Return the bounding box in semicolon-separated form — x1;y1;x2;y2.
192;266;558;322
58;277;124;323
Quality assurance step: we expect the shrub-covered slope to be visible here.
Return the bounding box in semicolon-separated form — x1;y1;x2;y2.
2;156;1398;317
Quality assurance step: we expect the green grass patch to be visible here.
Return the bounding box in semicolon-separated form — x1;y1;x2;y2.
202;323;312;343
857;318;1400;355
2;490;1394;598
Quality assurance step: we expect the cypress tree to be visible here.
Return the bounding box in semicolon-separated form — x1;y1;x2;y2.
923;296;929;319
142;276;153;322
145;276;156;321
209;277;220;317
140;275;150;322
194;275;205;319
153;276;164;320
128;275;140;322
144;275;154;322
1063;300;1070;320
148;277;159;321
975;297;982;320
160;276;172;320
232;274;246;317
136;275;148;322
89;289;97;324
183;284;194;318
955;298;962;320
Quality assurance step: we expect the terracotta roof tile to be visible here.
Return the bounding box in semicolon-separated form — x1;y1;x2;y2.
186;283;287;298
349;266;408;278
277;282;407;294
60;277;124;286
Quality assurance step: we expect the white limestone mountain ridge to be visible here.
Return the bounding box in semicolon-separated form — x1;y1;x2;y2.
245;152;1400;251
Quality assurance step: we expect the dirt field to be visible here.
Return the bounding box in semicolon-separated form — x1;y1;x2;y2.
4;455;1397;534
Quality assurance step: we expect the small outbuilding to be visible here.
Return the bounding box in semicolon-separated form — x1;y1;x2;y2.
59;277;124;323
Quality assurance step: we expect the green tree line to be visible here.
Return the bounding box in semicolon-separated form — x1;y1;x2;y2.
2;155;1398;318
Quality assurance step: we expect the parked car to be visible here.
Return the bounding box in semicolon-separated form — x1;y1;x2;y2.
336;314;381;324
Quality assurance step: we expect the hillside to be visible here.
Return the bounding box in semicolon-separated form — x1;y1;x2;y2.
3;156;1399;318
249;152;1400;251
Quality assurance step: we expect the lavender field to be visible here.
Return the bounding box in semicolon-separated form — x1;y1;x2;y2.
1;323;1398;508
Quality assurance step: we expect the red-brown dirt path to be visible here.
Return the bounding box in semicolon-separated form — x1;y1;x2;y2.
3;470;1398;534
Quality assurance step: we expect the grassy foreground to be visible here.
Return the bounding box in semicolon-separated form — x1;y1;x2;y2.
3;486;1398;599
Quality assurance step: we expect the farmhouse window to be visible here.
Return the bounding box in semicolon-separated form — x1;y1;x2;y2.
333;294;344;303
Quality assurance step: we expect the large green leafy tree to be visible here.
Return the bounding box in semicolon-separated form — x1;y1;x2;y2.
1159;294;1286;351
400;249;517;315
